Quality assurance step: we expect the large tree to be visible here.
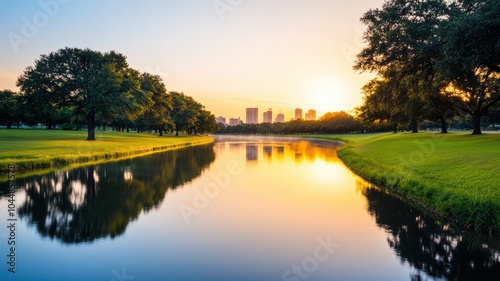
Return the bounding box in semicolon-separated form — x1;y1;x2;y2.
355;0;499;134
138;73;174;136
438;0;500;134
169;92;201;136
0;90;20;129
17;47;144;140
195;109;218;135
355;0;450;133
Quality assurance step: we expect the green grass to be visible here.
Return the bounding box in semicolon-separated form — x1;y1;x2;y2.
308;132;500;236
0;129;214;178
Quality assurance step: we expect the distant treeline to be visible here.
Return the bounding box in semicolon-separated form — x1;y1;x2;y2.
0;48;218;140
216;111;365;134
216;109;497;135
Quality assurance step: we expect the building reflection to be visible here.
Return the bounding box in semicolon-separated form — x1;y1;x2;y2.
246;145;258;162
275;146;284;160
263;146;272;159
229;142;243;153
357;180;500;280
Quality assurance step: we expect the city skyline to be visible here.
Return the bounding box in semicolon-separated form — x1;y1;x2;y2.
220;106;317;125
0;0;381;121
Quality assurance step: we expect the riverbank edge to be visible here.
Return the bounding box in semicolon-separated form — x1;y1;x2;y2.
0;136;214;180
303;134;500;237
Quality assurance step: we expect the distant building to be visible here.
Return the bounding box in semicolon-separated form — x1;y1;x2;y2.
295;108;303;120
229;117;242;126
216;116;226;125
305;109;316;121
274;113;284;123
246;108;258;124
263;109;273;123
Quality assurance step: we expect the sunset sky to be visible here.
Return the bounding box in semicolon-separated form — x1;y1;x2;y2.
0;0;383;122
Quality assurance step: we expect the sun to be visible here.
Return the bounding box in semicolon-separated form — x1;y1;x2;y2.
310;78;339;113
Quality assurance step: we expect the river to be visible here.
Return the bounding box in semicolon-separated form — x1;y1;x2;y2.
0;135;499;280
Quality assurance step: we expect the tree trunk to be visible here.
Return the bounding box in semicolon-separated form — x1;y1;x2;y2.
472;111;482;134
6;120;12;129
440;117;448;134
411;118;418;133
87;111;96;140
393;124;397;133
175;129;179;136
126;127;130;132
159;129;163;136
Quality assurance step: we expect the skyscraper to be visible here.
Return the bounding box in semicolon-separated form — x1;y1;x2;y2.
295;108;302;120
263;109;272;123
229;117;241;126
216;116;226;125
246;108;258;124
275;113;284;123
305;109;316;121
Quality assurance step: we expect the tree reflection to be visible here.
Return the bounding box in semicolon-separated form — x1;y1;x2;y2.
358;181;500;280
16;144;215;244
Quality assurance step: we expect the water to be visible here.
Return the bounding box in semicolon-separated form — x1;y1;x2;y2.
0;135;499;281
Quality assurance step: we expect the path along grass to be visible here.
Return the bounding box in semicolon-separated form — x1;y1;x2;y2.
309;132;500;236
0;129;214;178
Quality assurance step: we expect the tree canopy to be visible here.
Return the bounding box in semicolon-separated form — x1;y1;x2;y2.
10;47;217;138
355;0;500;134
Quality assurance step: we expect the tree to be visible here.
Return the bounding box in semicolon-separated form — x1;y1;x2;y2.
0;90;20;129
438;0;500;134
195;109;218;135
138;73;174;136
169;92;201;136
355;0;450;133
17;47;143;140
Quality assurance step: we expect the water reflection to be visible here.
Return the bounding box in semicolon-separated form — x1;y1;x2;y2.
0;136;499;281
14;144;215;244
358;181;500;280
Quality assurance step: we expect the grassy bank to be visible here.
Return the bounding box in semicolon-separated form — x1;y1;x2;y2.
0;129;214;177
309;132;500;236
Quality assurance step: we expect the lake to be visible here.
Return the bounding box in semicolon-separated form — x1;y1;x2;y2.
0;135;499;281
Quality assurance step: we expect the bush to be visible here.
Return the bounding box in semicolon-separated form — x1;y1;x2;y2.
61;123;75;130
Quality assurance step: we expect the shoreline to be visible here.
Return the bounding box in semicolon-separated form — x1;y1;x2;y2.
0;130;214;180
305;133;500;237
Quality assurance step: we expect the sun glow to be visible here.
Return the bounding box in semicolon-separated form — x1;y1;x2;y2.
305;77;346;115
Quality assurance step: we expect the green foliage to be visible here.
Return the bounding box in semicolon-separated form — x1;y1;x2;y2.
0;89;21;128
60;123;75;130
14;48;218;139
169;91;203;136
355;0;500;134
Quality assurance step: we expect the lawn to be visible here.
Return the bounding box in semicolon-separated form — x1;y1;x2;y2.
309;132;500;235
0;129;214;175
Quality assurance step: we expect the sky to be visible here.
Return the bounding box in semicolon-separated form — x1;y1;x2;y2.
0;0;384;122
